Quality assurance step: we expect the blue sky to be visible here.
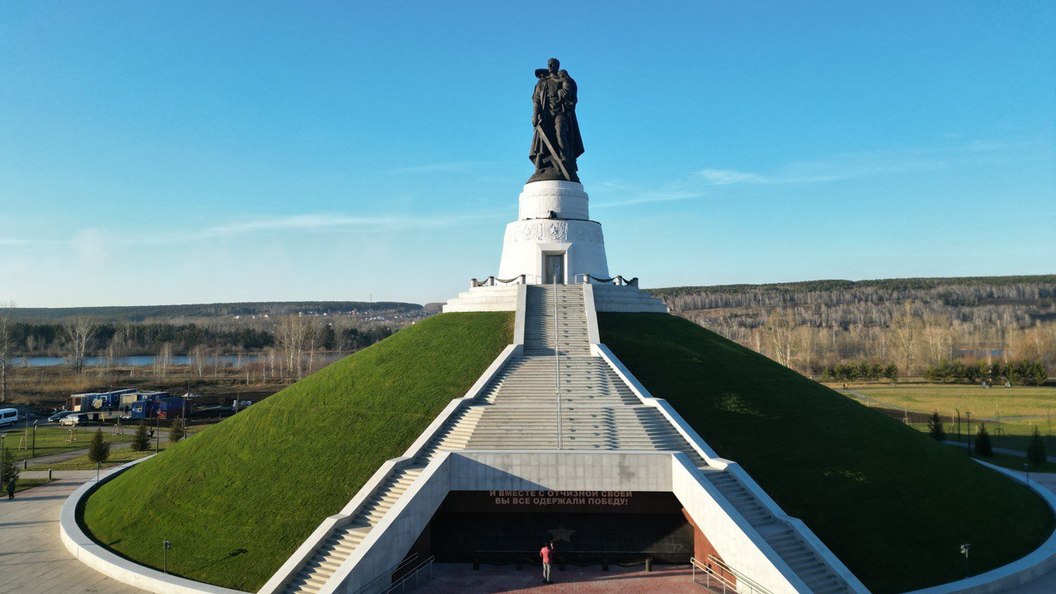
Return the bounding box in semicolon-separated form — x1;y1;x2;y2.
1;2;1054;307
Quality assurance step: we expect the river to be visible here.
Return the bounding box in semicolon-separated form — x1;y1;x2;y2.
15;353;343;368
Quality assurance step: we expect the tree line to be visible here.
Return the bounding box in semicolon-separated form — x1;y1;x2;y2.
0;301;429;401
655;276;1055;381
7;300;423;322
3;319;396;358
922;360;1047;386
0;313;400;389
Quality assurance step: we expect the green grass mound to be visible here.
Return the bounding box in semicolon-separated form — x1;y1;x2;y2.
82;312;512;591
599;313;1053;594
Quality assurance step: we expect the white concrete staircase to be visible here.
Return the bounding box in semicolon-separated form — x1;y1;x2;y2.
273;283;859;594
280;407;486;593
699;468;852;593
523;284;592;357
465;286;705;463
442;285;520;312
467;285;854;593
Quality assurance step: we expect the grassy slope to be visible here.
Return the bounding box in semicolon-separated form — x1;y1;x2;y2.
82;312;512;591
599;313;1053;594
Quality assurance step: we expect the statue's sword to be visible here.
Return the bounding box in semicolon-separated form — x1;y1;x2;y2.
535;124;572;181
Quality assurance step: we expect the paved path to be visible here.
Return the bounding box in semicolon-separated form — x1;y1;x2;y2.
2;470;1055;593
997;471;1056;594
424;563;714;593
0;477;146;594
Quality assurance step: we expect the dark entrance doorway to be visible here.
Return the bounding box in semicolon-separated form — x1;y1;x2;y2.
426;491;692;566
544;254;564;284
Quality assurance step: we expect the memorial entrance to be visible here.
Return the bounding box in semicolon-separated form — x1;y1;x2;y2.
420;490;695;566
544;254;565;284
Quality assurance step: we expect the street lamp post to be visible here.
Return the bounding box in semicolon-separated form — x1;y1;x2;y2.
32;422;37;458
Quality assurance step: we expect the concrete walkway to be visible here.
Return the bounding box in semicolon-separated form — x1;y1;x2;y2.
424;563;714;593
997;471;1056;593
0;477;146;594
3;468;1056;593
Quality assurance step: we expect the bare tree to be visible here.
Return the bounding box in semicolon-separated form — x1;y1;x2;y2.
765;308;800;368
0;302;13;403
890;304;921;376
189;344;208;378
62;317;97;373
155;342;172;378
275;315;310;379
305;321;319;375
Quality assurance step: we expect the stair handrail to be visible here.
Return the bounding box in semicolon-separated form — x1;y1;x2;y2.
351;553;419;594
704;554;778;594
691;556;738;593
383;555;434;593
553;279;562;449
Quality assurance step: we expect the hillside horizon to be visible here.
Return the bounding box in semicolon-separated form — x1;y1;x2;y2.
5;274;1052;321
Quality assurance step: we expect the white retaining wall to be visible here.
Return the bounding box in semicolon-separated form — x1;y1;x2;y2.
904;460;1056;594
442;285;522;312
258;339;524;594
59;456;250;594
590;284;668;313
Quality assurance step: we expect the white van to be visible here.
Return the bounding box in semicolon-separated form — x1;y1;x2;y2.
0;408;18;427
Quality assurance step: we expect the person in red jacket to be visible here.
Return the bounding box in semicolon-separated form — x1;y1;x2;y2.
539;540;554;584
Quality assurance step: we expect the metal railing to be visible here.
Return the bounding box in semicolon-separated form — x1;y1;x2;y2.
690;556;775;594
574;274;639;286
553;277;562;449
351;553;420;594
471;275;527;287
383;555;434;593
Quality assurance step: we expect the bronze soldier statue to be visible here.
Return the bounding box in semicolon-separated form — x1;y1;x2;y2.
529;58;584;183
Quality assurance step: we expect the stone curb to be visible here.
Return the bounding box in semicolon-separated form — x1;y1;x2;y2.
903;460;1056;594
259;339;524;593
59;455;249;594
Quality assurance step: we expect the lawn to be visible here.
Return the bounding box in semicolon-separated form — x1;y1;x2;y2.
81;312;512;591
840;384;1056;452
13;478;51;493
37;446;160;471
0;425;134;462
970;450;1056;474
599;313;1053;594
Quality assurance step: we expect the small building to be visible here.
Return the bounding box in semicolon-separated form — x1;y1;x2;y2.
68;388;138;412
129;395;184;420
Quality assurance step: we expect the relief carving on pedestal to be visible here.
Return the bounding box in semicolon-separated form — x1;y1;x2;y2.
505;221;603;244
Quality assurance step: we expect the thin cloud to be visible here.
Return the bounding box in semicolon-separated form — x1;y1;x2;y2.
697;169;769;185
207;212;508;237
387;161;498;174
696;140;1024;187
594;191;701;209
49;210;505;250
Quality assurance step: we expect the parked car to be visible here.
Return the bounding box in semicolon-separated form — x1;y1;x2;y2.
49;410;75;423
59;414;89;426
0;407;18;427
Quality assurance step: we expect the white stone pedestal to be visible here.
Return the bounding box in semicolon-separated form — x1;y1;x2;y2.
497;180;609;284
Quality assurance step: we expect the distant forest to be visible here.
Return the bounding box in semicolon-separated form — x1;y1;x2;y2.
7;300;423;323
650;275;1056;382
0;301;427;382
2;276;1053;386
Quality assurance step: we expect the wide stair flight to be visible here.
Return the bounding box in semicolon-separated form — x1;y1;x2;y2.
281;284;853;593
